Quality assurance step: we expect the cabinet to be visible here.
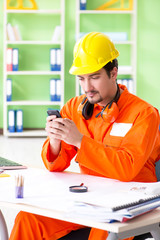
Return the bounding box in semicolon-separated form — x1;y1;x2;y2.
75;0;137;96
3;0;65;137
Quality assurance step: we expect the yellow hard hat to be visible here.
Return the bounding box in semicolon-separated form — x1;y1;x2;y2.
69;32;119;75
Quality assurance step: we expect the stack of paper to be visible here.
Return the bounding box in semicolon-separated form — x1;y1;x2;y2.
68;197;160;223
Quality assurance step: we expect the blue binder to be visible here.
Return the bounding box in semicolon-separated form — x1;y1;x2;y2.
6;78;12;101
50;48;61;71
12;48;19;71
56;79;61;101
50;79;61;101
56;48;61;71
16;109;23;132
50;48;57;71
50;79;56;101
80;0;86;10
8;109;15;132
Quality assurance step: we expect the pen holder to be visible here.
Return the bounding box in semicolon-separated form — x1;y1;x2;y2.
15;186;24;198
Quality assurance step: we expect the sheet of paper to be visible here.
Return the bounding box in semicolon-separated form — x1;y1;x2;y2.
0;168;160;222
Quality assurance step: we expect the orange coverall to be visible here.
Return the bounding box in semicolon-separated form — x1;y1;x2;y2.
10;85;160;240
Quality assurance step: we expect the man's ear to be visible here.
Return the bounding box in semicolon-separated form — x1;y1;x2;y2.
111;67;118;80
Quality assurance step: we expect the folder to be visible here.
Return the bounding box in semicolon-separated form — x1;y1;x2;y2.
12;48;19;71
80;0;87;10
8;109;15;132
50;48;56;71
16;109;23;132
56;48;61;71
6;48;13;71
50;79;56;101
56;79;61;101
6;78;12;101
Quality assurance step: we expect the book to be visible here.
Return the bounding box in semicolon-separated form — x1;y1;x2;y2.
0;156;27;170
13;25;22;41
7;23;16;41
52;25;61;42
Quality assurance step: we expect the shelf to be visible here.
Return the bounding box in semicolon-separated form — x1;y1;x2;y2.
3;0;65;137
6;101;62;106
6;71;62;75
79;10;134;14
114;41;134;45
5;129;47;137
118;66;133;75
76;0;137;96
6;10;62;14
6;41;61;45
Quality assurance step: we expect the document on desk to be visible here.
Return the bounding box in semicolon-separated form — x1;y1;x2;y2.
0;168;160;223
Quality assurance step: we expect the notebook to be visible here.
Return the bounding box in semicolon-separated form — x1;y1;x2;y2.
0;156;27;170
69;195;160;223
67;181;160;223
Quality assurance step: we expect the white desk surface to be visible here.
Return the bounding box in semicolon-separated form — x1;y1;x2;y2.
0;168;160;239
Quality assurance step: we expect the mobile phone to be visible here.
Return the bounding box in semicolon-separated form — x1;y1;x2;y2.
47;110;62;118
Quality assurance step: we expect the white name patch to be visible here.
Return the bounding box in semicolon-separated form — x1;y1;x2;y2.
110;123;132;137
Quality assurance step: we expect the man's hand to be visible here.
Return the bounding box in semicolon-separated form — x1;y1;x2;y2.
45;116;83;149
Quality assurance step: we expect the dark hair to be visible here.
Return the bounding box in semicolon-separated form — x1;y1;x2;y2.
103;59;118;78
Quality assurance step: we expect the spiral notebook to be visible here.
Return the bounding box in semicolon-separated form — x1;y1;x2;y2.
69;180;160;222
112;194;160;211
0;156;27;170
70;194;160;223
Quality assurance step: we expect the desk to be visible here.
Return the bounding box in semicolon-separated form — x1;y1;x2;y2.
0;168;160;240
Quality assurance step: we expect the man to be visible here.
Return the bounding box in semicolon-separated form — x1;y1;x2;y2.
10;32;160;240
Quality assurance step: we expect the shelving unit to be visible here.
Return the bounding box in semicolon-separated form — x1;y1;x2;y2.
75;0;137;96
3;0;65;137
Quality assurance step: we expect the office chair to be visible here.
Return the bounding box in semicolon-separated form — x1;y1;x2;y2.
59;227;91;240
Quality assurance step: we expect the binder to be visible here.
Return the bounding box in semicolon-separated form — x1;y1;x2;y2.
12;48;19;71
80;0;87;10
6;78;12;101
117;79;122;85
56;48;61;71
50;79;61;101
8;109;15;132
122;79;128;89
56;79;61;101
50;79;56;101
16;109;23;132
50;48;56;71
6;48;13;71
128;79;134;93
80;86;84;95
